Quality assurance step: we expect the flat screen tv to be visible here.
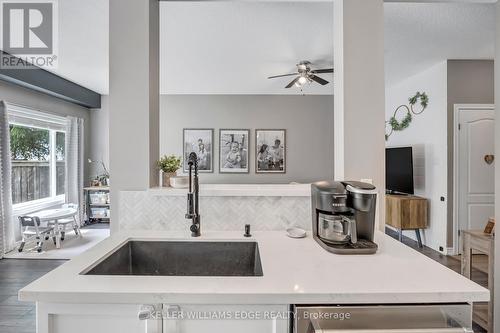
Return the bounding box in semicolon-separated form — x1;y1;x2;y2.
386;147;414;195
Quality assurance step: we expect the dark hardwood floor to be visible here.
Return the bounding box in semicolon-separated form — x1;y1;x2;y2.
0;259;66;333
0;223;107;333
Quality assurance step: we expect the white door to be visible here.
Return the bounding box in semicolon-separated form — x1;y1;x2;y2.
457;106;495;251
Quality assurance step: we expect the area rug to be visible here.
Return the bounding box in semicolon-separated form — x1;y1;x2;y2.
3;228;110;260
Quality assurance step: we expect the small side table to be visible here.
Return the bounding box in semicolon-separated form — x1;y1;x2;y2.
461;230;494;332
386;194;428;247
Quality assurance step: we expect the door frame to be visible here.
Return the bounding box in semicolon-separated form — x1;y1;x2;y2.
452;104;495;255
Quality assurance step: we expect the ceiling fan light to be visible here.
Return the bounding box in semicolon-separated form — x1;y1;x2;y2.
296;76;308;87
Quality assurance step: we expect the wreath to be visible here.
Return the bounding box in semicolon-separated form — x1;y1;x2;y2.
385;91;428;140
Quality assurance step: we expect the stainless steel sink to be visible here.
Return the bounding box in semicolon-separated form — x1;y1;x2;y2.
83;241;263;276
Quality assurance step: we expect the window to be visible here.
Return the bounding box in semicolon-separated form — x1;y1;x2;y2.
8;104;66;209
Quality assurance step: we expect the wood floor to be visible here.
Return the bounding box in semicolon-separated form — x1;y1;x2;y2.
0;258;66;333
0;227;489;333
0;222;107;333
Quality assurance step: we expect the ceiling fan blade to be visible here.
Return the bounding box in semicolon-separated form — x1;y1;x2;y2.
285;77;300;88
310;75;329;86
311;68;334;74
268;73;299;79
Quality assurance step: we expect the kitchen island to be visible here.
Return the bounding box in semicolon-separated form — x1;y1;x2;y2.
20;230;489;333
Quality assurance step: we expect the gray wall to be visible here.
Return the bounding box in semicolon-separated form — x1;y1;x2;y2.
90;95;109;179
0;80;91;183
446;60;495;246
161;95;334;184
109;0;159;232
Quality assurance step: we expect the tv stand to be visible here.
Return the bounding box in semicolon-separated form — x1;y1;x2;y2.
386;194;428;248
386;190;412;196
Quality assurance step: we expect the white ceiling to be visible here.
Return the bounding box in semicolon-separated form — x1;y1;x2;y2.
34;1;495;96
160;2;334;95
41;0;108;94
384;2;495;86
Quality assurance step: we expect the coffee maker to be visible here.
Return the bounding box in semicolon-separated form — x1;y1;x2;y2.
311;181;378;254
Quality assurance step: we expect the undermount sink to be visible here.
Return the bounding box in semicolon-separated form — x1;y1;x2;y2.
83;240;263;277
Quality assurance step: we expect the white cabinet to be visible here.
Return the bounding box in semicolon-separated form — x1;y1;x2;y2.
162;304;289;333
37;303;162;333
36;302;288;333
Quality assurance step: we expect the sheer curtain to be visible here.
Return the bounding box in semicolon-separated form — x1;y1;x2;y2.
0;101;14;258
65;116;85;223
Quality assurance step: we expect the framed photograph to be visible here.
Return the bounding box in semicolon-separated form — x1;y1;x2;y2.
255;129;286;173
219;129;250;173
183;129;214;173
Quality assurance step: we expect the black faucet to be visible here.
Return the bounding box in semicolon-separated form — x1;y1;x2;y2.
185;152;201;237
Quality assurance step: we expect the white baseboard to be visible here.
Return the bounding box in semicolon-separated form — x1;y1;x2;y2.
446;247;457;256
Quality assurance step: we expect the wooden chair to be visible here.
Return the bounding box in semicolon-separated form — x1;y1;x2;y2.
18;216;55;253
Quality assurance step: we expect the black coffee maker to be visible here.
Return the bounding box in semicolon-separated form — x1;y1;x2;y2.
311;181;378;254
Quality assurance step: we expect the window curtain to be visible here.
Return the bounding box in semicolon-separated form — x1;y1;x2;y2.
65;116;84;224
0;101;14;257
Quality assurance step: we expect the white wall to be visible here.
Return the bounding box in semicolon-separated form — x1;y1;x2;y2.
385;61;448;253
90;95;109;179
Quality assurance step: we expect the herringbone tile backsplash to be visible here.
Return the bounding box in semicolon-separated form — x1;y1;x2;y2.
119;191;311;231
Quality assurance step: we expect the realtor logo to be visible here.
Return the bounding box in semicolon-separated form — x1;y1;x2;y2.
0;0;58;68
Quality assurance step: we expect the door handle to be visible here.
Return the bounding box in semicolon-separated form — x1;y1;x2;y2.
164;305;181;333
138;304;156;320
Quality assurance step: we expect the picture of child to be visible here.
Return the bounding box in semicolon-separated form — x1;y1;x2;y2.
219;130;249;173
256;130;286;173
183;129;213;173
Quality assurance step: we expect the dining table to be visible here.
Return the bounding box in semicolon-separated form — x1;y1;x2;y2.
35;207;78;249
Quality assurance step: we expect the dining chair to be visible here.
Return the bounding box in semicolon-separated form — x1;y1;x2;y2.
18;216;55;253
49;203;82;241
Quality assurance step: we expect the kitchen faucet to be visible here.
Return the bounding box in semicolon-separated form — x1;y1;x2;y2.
185;152;201;237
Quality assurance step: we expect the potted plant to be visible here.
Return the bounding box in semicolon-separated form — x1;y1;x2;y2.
157;155;182;187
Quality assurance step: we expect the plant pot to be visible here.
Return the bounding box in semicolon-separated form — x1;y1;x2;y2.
162;172;176;187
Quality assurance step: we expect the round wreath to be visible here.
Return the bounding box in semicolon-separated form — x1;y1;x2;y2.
408;91;428;115
385;92;428;140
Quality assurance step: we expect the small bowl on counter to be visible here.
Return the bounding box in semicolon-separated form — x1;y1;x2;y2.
170;176;189;189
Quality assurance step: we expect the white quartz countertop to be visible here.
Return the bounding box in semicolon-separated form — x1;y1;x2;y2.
19;230;489;305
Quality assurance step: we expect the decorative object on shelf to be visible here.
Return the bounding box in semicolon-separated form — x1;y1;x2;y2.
385;91;429;140
267;60;333;91
183;128;213;173
255;129;286;173
219;129;250;174
88;158;110;186
484;217;495;234
169;176;189;188
157;155;181;187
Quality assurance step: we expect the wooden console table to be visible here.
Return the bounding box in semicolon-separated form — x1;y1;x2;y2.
385;194;428;247
461;230;494;332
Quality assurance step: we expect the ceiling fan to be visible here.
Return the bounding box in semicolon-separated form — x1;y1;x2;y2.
267;61;334;89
